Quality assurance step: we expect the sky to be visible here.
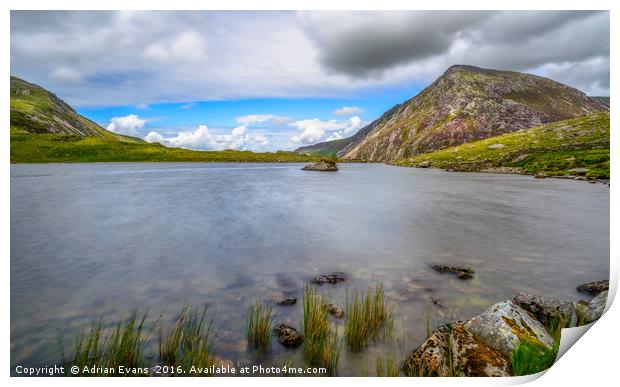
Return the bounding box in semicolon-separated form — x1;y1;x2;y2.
10;10;610;152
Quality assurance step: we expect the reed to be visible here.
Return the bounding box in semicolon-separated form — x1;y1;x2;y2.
246;299;273;353
302;286;341;374
344;283;392;351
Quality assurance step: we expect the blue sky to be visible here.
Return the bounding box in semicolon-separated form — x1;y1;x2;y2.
10;11;609;151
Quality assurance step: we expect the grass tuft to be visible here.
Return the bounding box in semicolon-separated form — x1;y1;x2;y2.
246;299;273;354
511;340;559;376
302;286;341;374
344;283;392;351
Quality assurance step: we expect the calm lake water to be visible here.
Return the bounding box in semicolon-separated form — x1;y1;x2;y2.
11;163;609;375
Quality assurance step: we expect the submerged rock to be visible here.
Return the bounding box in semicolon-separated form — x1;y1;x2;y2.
403;322;511;377
326;303;344;318
575;290;608;325
464;300;554;357
277;298;297;306
311;272;346;285
512;293;574;330
576;280;609;295
301;161;338;171
273;323;303;348
431;264;474;280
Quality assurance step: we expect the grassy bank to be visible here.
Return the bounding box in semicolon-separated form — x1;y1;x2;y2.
10;130;323;163
397;112;610;179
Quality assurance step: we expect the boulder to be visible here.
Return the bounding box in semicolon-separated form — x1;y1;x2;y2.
326;303;344;318
464;301;554;357
431;264;474;280
488;144;505;150
575;290;607;325
417;160;431;168
403;322;511;377
277;298;297;306
576;280;609;295
273;323;303;348
301;161;338;171
512;293;574;330
568;167;589;175
311;272;346;285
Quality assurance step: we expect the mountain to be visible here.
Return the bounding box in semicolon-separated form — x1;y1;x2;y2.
591;96;610;107
10;76;320;163
399;112;609;179
10;76;141;142
296;65;608;162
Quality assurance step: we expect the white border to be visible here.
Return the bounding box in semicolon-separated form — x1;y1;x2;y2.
3;1;616;386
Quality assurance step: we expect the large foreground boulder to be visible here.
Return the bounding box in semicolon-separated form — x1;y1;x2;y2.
575;290;608;325
464;301;554;357
512;293;575;330
403;323;511;377
301;161;338;171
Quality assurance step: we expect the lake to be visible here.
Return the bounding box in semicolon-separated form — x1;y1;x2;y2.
10;163;609;375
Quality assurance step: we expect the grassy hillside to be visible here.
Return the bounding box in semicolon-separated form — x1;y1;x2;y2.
397;112;610;179
10;129;322;163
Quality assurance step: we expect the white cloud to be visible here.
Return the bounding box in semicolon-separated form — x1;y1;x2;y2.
143;124;270;151
236;114;293;125
289;116;364;144
180;102;196;110
333;106;364;116
144;30;207;63
106;114;146;135
49;67;82;83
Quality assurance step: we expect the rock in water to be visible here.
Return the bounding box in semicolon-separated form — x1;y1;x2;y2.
431;264;474;280
576;280;609;295
273;323;303;348
326;303;344;318
512;293;574;330
464;301;554;357
311;272;346;284
403;323;511;377
277;298;297;306
575;290;608;325
301;161;338;171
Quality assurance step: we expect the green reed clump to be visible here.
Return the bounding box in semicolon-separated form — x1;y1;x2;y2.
302;286;341;374
65;311;149;375
344;283;392;351
511;340;559;376
159;305;216;372
246;299;273;353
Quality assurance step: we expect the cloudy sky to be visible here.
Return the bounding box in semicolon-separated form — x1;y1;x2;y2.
10;10;610;151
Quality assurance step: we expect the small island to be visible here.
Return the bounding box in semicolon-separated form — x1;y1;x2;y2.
301;159;338;171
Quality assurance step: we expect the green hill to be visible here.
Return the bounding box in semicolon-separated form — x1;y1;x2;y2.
397;112;610;179
10;76;319;163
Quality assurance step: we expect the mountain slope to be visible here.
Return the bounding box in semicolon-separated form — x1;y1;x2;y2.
10;76;321;163
298;65;608;162
398;112;609;178
10;76;142;142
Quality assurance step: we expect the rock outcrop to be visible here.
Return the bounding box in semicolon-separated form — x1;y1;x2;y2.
512;292;575;330
403;322;511;377
575;290;608;325
301;161;338;171
464;301;554;357
311;272;346;284
431;264;474;280
576;280;609;295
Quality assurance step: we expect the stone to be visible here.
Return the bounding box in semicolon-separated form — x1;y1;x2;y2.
512;293;574;330
464;301;554;357
534;173;547;179
301;161;338;171
431;264;474;280
403;322;511;377
568;167;589;175
417;160;431;168
326;303;344;318
488;144;505;150
576;280;609;295
576;290;607;325
277;298;297;306
512;153;530;163
311;272;346;285
273;323;303;348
